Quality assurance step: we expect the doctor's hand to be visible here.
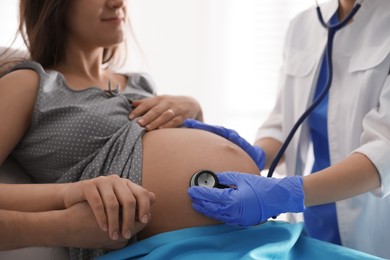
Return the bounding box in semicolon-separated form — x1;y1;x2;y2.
129;95;203;130
62;175;155;241
188;172;305;227
184;119;266;170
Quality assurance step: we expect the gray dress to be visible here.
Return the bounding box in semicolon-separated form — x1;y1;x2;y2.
10;61;156;259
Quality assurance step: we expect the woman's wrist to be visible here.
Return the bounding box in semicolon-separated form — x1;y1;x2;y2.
28;210;67;247
61;181;84;209
0;209;67;249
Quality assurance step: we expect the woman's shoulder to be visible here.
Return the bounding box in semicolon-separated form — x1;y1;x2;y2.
10;60;48;77
2;60;49;82
0;66;40;93
2;60;65;94
0;66;40;124
0;60;48;91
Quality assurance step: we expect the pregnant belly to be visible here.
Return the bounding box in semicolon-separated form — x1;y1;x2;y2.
139;128;260;239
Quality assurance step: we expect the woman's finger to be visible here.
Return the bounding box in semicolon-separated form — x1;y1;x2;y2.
129;98;160;120
113;179;137;239
137;107;165;127
127;181;155;224
145;110;180;130
158;116;184;129
83;184;108;232
97;178;121;240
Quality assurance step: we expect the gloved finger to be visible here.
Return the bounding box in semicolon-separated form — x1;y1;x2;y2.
230;133;253;151
189;187;237;217
198;124;247;148
191;193;234;212
192;202;247;226
183;118;203;128
215;171;241;186
195;198;261;227
184;120;261;166
188;186;229;202
184;119;230;137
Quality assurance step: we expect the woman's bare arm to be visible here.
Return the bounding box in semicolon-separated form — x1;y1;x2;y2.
0;176;155;241
0;203;132;250
0;183;67;211
0;69;38;165
0;70;72;212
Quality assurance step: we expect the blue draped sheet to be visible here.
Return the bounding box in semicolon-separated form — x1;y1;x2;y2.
98;221;383;260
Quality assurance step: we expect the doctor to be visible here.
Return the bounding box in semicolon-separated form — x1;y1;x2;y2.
185;0;390;258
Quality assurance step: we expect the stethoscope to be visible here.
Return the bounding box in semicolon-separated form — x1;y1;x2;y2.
266;0;363;177
190;0;363;188
190;170;230;189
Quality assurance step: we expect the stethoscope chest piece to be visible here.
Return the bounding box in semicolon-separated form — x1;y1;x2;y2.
189;170;229;189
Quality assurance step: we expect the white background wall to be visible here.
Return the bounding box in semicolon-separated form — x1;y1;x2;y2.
0;0;320;141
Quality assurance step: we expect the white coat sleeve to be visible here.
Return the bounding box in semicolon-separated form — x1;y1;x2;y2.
354;74;390;198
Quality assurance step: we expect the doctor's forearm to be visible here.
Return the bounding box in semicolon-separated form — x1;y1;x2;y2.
254;138;282;170
303;152;381;207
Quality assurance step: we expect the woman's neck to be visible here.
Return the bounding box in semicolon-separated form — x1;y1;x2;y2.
53;44;116;91
54;39;107;82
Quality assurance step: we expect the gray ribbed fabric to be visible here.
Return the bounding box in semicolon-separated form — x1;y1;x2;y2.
10;61;156;259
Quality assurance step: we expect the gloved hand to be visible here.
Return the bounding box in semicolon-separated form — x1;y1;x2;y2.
184;119;266;170
188;172;305;227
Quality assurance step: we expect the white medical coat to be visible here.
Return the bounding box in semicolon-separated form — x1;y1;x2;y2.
255;0;390;258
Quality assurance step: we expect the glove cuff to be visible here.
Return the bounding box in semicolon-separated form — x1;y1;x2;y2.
281;176;305;213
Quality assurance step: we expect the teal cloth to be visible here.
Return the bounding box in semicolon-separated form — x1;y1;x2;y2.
97;221;383;260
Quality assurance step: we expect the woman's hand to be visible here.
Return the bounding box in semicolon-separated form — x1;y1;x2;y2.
62;175;156;241
129;95;203;130
61;202;130;249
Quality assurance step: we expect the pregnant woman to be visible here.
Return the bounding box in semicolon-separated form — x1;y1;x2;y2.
0;0;260;259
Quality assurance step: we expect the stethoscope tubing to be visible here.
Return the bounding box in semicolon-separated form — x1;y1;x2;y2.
267;1;362;178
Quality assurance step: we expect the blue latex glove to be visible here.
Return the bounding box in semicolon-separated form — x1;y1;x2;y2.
188;172;305;227
184;119;266;170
